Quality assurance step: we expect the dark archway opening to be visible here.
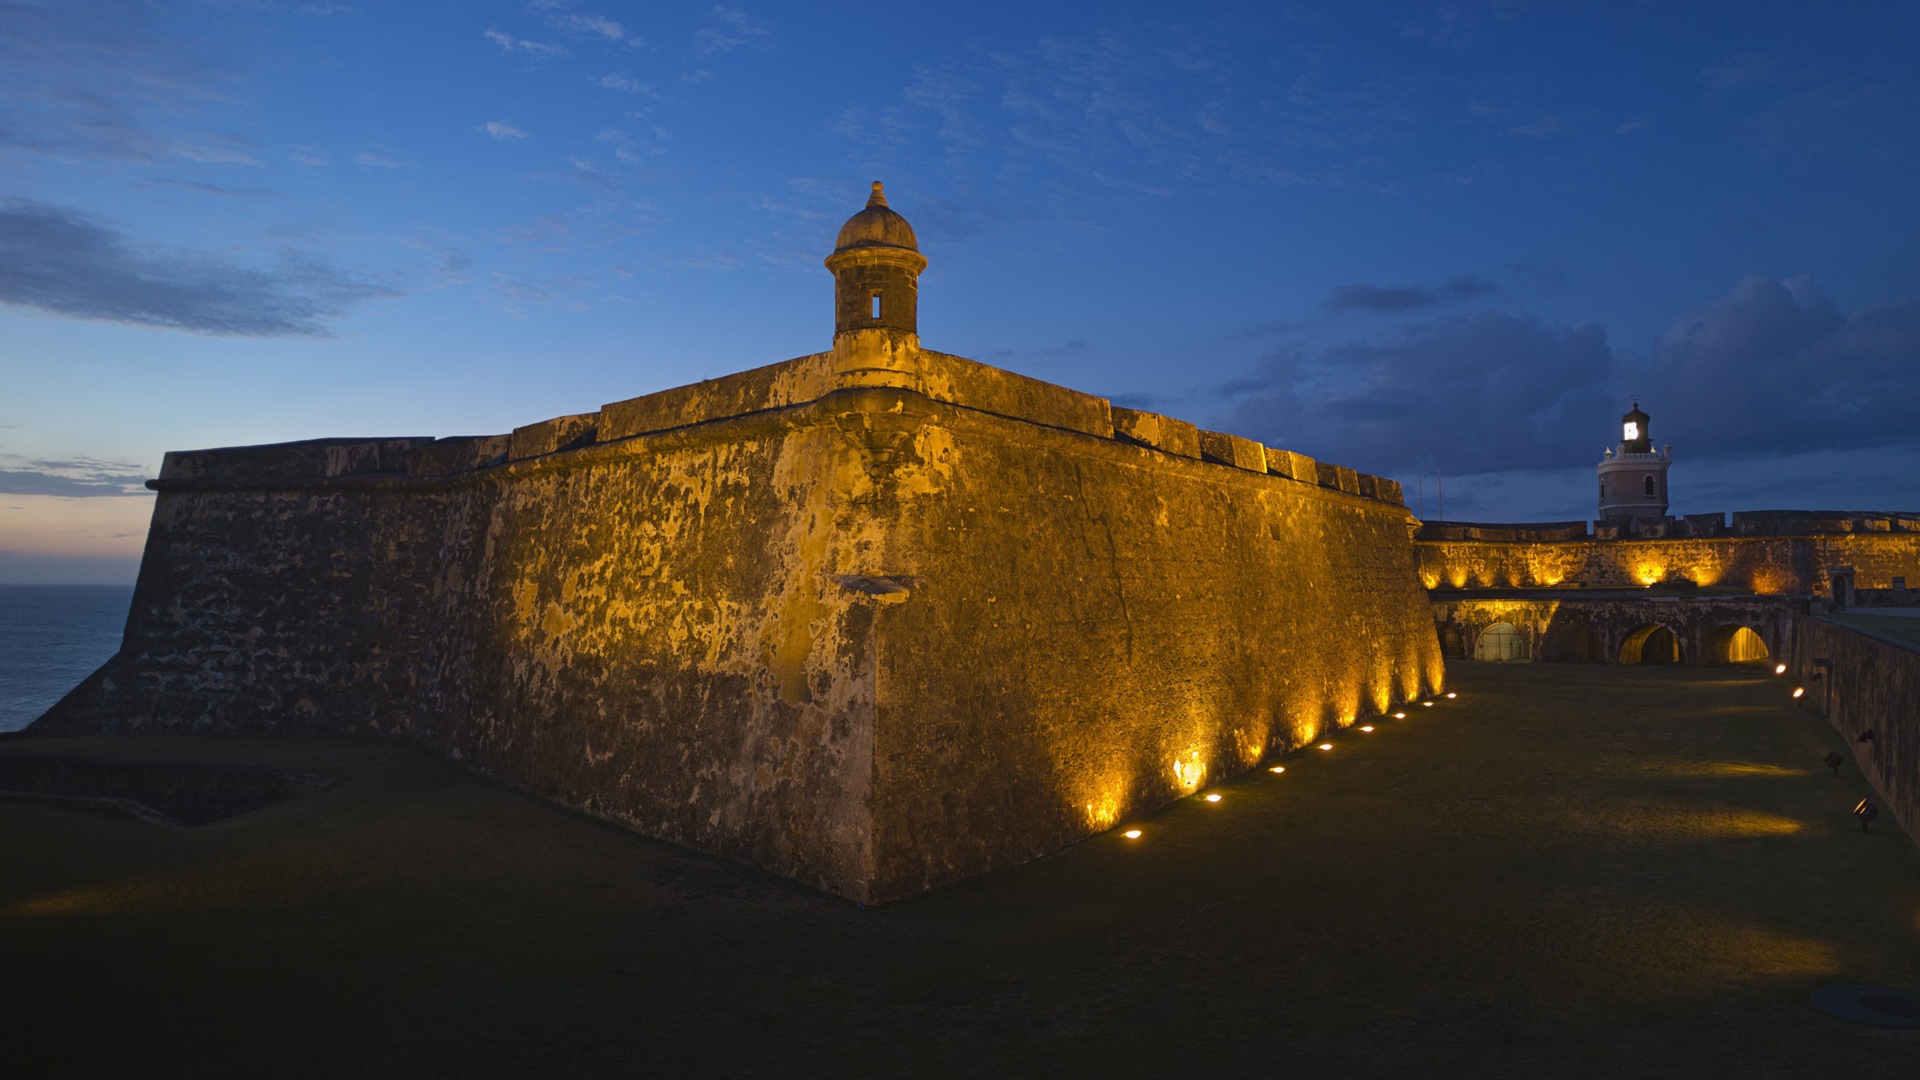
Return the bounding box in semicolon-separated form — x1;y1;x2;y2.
1704;625;1770;665
1541;621;1594;662
1438;624;1466;659
1619;624;1681;665
1474;622;1530;662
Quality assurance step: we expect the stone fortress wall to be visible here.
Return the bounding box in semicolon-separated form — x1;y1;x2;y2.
1416;514;1920;596
40;346;1442;903
1417;514;1920;667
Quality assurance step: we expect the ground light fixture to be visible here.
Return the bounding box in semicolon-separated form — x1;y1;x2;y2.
1359;725;1375;733
1445;692;1457;699
1123;829;1143;840
1203;793;1223;804
1268;766;1286;774
1318;743;1333;751
1422;701;1434;707
1825;751;1846;776
1854;799;1879;832
1793;687;1805;698
1393;711;1406;719
1775;663;1789;675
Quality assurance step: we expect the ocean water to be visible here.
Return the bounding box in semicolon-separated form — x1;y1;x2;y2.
0;585;134;732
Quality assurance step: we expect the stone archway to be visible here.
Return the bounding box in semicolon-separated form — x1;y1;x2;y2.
1541;621;1595;662
1474;622;1529;662
1703;624;1770;665
1619;623;1682;665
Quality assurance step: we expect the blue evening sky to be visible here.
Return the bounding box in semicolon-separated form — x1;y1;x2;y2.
3;1;1918;582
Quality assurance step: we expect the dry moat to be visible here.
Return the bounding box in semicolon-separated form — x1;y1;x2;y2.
4;664;1918;1078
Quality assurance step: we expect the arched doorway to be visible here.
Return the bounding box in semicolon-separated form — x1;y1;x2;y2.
1474;622;1529;662
1704;625;1770;665
1619;624;1681;665
1541;621;1594;662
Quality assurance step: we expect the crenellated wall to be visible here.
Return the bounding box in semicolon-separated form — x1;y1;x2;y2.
37;350;1438;903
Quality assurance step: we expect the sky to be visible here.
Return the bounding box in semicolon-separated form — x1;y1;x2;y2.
3;1;1918;583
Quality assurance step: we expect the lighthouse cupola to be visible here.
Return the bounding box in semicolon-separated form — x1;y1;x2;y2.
1597;401;1672;524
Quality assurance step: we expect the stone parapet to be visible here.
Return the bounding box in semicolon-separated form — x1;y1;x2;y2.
410;435;511;478
1198;429;1267;472
1111;407;1200;458
510;412;598;460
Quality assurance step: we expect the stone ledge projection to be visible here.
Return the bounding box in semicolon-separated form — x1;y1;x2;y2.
36;183;1443;903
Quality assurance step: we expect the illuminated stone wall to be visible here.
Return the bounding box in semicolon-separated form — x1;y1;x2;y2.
38;351;1440;903
1433;595;1799;666
1415;532;1920;596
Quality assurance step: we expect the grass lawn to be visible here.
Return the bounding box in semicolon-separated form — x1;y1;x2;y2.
4;664;1918;1078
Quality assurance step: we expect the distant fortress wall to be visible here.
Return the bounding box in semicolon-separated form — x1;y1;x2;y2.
39;350;1441;902
1414;516;1920;595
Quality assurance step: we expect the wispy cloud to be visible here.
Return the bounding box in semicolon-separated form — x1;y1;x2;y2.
551;12;626;42
0;456;149;497
0;0;243;165
353;150;415;169
591;73;650;94
481;120;528;141
695;6;770;53
484;28;570;60
0;199;395;337
1326;276;1500;312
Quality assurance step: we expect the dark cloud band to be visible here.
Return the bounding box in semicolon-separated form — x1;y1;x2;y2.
0;199;393;337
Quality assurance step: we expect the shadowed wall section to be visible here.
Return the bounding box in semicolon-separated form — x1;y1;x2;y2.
1795;618;1920;845
35;352;1441;903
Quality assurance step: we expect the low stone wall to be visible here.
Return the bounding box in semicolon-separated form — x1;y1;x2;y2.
1793;617;1920;843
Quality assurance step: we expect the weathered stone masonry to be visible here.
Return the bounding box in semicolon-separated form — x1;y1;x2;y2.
38;186;1442;903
